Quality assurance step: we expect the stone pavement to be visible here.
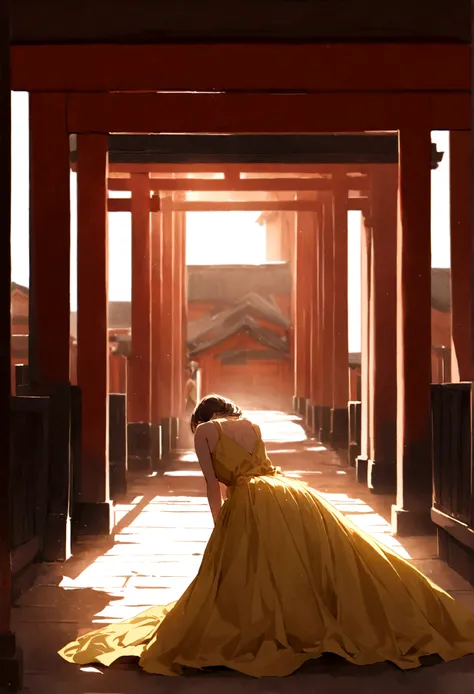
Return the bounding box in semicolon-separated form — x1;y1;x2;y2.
11;410;474;693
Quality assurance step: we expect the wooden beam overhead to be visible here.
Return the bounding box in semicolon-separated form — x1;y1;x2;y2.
11;44;469;93
106;162;372;175
107;177;368;193
107;198;352;213
67;91;469;135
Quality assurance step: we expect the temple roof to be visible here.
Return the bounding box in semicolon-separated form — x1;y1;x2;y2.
189;314;289;358
188;292;290;343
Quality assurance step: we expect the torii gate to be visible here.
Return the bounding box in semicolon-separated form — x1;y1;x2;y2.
0;38;471;691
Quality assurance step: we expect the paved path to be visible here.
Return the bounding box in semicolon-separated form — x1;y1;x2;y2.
12;410;474;693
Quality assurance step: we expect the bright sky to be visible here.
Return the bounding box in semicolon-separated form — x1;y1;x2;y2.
10;92;450;352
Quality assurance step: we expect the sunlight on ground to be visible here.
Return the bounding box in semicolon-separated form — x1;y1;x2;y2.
243;409;308;443
59;410;415;630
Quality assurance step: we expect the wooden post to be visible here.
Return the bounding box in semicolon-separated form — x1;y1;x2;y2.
356;215;371;483
392;128;433;536
367;166;398;493
0;0;23;683
172;209;185;424
128;173;152;470
319;196;335;441
293;208;312;415
29;93;70;387
309;206;322;435
449;131;471;381
160;198;174;457
150;205;163;464
76;134;113;534
330;179;349;447
29;94;73;562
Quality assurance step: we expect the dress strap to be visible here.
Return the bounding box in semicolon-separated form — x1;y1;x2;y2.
213;420;223;438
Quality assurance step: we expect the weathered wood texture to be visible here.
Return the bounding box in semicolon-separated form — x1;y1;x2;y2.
431;383;472;526
10;397;49;568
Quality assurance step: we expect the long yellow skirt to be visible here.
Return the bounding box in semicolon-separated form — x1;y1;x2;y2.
58;475;474;676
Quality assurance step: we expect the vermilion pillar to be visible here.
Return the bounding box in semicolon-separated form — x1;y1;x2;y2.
319;196;335;441
330;179;349;447
160;197;175;457
449;131;471;382
293;208;312;415
356;215;371;483
77;134;113;534
29;93;70;387
367;166;398;493
172;209;185;423
128;173;152;470
29;93;73;562
150;204;163;463
392;128;433;536
309;206;322;435
0;1;22;683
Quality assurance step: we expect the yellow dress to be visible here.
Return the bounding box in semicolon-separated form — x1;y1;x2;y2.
59;421;474;676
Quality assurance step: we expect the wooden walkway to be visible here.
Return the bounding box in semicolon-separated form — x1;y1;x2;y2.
12;410;474;694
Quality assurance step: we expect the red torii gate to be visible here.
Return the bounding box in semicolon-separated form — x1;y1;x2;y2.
0;40;471;690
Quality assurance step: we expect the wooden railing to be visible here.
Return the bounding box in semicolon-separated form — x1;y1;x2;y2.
431;382;472;524
431;382;474;583
10;395;50;594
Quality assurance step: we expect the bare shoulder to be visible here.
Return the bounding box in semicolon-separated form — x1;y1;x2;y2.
194;421;218;442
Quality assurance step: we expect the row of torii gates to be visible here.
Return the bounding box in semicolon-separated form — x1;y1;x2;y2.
0;39;471;689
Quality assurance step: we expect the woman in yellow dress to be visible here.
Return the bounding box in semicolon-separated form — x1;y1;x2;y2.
59;394;474;676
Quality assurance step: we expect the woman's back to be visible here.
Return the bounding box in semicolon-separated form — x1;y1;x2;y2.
199;418;277;488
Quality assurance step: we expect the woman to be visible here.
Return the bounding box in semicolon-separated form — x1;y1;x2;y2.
59;395;474;676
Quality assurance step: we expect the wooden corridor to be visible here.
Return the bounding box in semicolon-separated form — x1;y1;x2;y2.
11;410;474;694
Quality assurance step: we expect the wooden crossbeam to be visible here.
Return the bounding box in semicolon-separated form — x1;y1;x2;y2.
67;91;469;135
107;198;366;213
11;44;469;93
107;163;372;175
107;177;368;193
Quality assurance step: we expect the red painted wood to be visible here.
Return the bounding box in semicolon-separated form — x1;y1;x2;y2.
367;166;398;477
108;177;353;192
67;91;470;135
394;127;432;524
449;131;471;382
128;174;152;425
310;207;323;408
151;209;163;424
159;199;174;418
76;134;110;503
108;163;373;175
359;215;371;463
293;206;313;400
0;0;11;640
171;210;185;418
108;199;335;213
29;93;71;385
320;196;335;409
332;178;349;410
11;44;469;92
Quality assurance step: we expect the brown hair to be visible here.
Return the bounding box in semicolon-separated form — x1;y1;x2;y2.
190;394;242;433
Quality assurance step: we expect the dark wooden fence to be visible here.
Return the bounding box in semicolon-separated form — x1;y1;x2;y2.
109;393;127;499
10;395;50;596
431;382;474;584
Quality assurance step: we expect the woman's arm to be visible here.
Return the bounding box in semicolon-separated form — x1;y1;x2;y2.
194;425;223;524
